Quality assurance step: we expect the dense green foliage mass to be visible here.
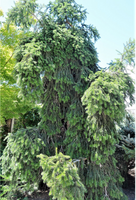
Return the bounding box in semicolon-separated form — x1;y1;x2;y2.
0;9;34;125
1;0;135;199
115;113;135;187
13;107;41;131
1;128;46;197
38;152;86;200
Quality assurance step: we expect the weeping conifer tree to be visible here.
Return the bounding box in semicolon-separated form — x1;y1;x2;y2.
4;0;134;199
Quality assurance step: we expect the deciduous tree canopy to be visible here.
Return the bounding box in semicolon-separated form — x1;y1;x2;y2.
0;11;35;125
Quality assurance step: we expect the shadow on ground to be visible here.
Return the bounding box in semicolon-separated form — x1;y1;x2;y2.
123;168;135;200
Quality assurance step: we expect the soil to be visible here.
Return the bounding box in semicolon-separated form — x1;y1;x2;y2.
27;191;50;200
26;169;135;200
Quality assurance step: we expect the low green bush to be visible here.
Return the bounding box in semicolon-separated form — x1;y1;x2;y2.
38;151;86;200
0;127;46;199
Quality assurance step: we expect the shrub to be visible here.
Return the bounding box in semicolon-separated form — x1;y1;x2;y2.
0;127;46;198
38;151;86;200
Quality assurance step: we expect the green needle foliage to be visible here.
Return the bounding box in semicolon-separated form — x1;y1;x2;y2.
1;0;135;199
38;151;86;200
115;112;135;187
1;127;46;197
13;107;41;131
81;71;128;200
108;38;135;107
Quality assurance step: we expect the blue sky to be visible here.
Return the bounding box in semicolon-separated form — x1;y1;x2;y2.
1;0;135;69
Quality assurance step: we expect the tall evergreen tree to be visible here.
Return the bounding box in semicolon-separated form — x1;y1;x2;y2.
2;0;134;199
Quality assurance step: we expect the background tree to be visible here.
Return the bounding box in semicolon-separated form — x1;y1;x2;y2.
115;112;135;188
0;10;37;186
108;38;135;107
0;10;35;126
110;38;135;188
1;0;135;199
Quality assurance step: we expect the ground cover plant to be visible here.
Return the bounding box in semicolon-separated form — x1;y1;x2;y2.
1;0;135;199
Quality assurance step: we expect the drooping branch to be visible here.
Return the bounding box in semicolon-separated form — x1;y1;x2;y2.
3;52;14;67
29;11;44;27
